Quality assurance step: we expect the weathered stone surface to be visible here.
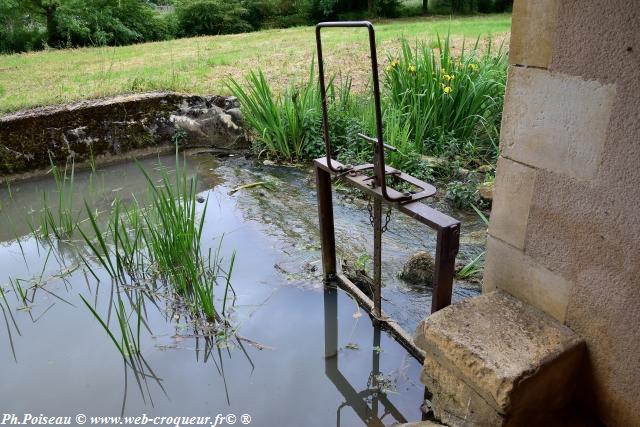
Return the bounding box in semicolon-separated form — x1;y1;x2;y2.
487;156;536;250
483;236;571;322
509;0;560;68
486;3;640;425
476;181;494;201
500;66;616;180
392;421;445;427
400;251;434;286
0;92;248;175
414;290;585;426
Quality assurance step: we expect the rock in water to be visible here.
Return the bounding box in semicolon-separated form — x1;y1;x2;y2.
400;251;434;286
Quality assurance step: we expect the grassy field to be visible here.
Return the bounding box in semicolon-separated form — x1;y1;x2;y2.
0;14;510;114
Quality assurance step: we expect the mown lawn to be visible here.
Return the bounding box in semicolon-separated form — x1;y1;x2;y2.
0;14;510;113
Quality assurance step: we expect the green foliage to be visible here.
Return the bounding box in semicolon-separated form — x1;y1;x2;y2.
455;204;490;280
230;32;506;185
445;180;479;209
1;0;511;54
30;158;78;242
175;0;252;37
384;35;507;162
226;63;323;161
455;251;483;279
54;0;169;47
375;0;401;17
0;0;46;53
77;148;235;324
0;0;174;53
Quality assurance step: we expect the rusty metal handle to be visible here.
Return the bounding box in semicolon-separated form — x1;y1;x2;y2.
316;21;410;203
357;133;398;152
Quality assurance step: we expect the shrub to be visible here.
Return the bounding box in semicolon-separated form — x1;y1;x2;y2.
176;0;252;37
52;0;174;47
0;25;46;53
445;180;479;209
375;0;401;17
0;0;46;53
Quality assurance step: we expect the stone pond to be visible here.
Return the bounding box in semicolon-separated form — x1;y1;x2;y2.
0;95;486;425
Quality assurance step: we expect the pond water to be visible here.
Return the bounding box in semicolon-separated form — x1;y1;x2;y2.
0;151;484;426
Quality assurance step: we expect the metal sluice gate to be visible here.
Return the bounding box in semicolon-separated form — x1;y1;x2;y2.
314;21;461;363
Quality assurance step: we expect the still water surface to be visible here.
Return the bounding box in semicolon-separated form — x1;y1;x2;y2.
0;152;483;425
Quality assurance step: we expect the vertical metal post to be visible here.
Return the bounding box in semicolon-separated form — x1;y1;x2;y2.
431;224;460;313
324;286;338;360
371;324;381;418
315;163;337;282
372;199;383;318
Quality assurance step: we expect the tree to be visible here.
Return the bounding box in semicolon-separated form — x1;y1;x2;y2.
24;0;61;46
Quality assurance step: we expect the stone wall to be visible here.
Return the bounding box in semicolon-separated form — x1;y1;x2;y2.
484;1;640;425
0;92;248;176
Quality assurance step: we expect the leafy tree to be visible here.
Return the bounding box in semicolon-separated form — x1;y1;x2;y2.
175;0;252;37
0;0;46;52
23;0;61;46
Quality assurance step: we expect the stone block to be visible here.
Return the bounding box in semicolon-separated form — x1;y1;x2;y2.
488;156;537;250
414;290;585;426
509;0;560;68
484;236;571;322
501;66;616;181
393;422;445;427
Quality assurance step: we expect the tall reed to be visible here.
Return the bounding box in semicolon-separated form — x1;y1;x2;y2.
79;149;235;324
32;158;79;241
384;34;507;161
226;62;323;161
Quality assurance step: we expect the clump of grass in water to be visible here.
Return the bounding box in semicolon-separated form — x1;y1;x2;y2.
0;284;21;362
80;288;166;408
29;158;79;242
80;148;236;324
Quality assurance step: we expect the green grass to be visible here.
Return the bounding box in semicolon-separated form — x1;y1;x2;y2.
0;14;510;113
78;148;236;324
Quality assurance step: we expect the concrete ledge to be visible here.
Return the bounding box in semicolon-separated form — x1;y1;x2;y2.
0;92;248;175
414;290;584;426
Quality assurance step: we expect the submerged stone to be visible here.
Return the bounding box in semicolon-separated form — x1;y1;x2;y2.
400;251;435;286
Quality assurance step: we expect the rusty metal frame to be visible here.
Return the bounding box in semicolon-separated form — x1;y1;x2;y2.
317;21;414;203
314;21;461;362
315;159;460;361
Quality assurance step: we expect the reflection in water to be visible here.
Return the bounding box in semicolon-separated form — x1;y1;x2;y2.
1;153;432;424
324;284;423;426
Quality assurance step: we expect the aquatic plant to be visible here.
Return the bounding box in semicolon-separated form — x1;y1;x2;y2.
0;284;21;362
226;62;324;161
456;204;489;280
30;158;79;242
79;149;236;324
229;33;507;171
384;34;507;163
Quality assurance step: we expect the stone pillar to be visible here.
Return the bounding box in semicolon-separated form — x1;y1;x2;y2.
483;0;640;425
